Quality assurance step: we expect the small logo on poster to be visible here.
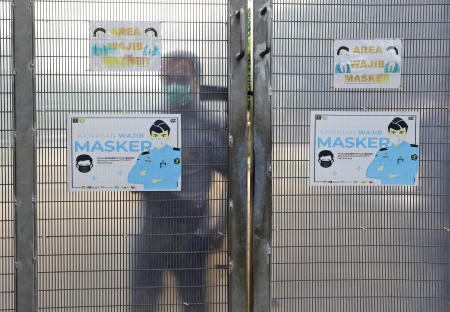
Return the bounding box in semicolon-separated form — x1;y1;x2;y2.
76;154;94;173
318;150;334;168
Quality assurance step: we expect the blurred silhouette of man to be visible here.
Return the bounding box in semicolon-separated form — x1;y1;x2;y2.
131;51;228;312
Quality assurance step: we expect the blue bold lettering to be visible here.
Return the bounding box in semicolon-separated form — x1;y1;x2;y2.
91;141;104;152
129;141;139;152
344;137;355;148
116;141;128;152
75;141;90;152
356;137;367;148
141;141;151;151
367;137;377;148
318;137;331;148
379;137;390;148
332;137;344;148
105;140;114;152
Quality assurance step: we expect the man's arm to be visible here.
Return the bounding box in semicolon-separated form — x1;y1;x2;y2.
366;148;388;180
128;152;149;184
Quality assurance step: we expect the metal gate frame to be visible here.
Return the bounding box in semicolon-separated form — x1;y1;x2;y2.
251;1;450;312
252;0;273;311
11;0;249;311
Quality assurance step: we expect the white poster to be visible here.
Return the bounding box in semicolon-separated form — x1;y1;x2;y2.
67;114;181;192
333;39;402;89
310;111;420;186
89;21;161;71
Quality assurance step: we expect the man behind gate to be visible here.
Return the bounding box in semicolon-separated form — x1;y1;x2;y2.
131;51;228;312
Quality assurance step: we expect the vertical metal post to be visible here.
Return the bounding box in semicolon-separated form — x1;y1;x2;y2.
229;0;248;311
252;0;272;311
12;0;36;311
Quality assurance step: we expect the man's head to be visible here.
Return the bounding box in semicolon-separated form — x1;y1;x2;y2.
318;150;334;168
162;51;201;107
93;28;106;38
388;117;408;146
337;46;350;56
150;120;171;150
386;46;399;57
76;154;94;173
144;28;158;39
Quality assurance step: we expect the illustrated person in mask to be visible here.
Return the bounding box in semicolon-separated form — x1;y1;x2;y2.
91;27;113;56
143;27;161;57
318;150;334;168
335;46;351;73
75;154;94;173
384;46;401;73
131;51;228;312
366;117;419;185
127;119;181;190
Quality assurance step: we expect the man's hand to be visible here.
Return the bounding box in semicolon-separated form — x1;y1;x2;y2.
377;166;384;171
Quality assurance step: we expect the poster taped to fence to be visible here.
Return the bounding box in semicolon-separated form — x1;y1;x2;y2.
310;111;419;186
67;114;181;192
89;21;161;71
333;39;402;89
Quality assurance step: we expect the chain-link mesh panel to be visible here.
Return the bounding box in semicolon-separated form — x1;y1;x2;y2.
271;1;449;311
0;0;14;310
35;0;229;310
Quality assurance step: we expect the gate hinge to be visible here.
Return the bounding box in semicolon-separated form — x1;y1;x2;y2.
266;243;272;264
229;200;233;210
267;164;272;175
228;135;233;147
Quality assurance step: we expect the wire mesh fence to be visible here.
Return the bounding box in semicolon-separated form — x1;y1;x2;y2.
0;0;14;310
34;0;229;310
271;1;450;311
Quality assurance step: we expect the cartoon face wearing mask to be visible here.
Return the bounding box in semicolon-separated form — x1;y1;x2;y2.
149;120;171;150
335;46;352;74
387;117;409;146
385;46;400;73
76;154;94;173
318;150;335;168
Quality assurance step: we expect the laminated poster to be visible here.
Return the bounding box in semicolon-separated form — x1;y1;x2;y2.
333;39;402;89
310;111;419;186
67;114;181;192
90;21;161;71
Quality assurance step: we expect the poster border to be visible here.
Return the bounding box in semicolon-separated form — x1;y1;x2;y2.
310;111;419;186
67;114;181;192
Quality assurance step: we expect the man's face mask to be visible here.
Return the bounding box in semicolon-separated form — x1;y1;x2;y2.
150;131;169;150
388;128;407;146
318;156;334;168
163;84;192;107
76;161;93;173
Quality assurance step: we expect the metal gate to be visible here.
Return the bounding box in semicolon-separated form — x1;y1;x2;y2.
7;0;248;311
253;1;450;312
0;1;14;311
2;0;450;311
